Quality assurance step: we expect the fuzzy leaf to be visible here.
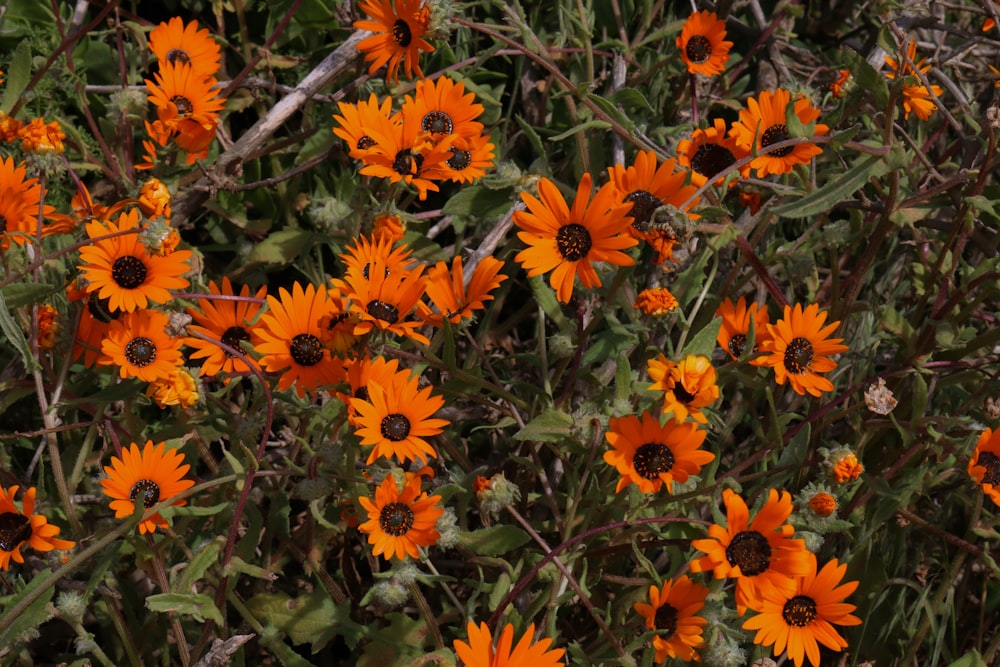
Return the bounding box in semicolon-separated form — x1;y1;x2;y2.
772;153;888;218
248;230;317;265
2;40;31;113
513;408;573;442
681;317;722;359
246;591;358;653
459;525;531;556
146;593;224;625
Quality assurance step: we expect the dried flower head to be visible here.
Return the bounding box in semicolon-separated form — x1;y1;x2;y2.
864;377;898;415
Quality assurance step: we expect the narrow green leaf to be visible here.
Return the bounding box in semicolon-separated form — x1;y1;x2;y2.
1;283;58;309
772;154;887;218
2;41;32;113
248;229;317;265
224;556;280;581
0;289;39;372
459;525;531;556
513;408;573;442
0;569;56;647
548;119;612;143
146;592;224;625
845;47;890;108
514;114;547;164
681;317;722;359
175;541;222;593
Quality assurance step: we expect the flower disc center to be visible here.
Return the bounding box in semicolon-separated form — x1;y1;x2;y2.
690;143;736;179
392;148;423;176
111;255;148;289
555;223;592;261
379;502;415;536
447;148;472;171
725;530;772;575
728;333;747;358
784;337;814;374
422;111;454;135
761;124;793;157
170;95;194;117
165;49;191;66
289;333;324;366
391;19;413;47
623;190;660;229
633;443;675;479
380;413;411;442
653;603;679;638
125;337;157;367
129;479;161;508
686;35;713;63
366;299;400;324
221;326;251;357
357;135;376;150
87;294;120;323
0;512;31;552
782;595;818;627
978;451;1000;486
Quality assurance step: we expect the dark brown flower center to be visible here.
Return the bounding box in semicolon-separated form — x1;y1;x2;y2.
673;381;696;404
422;111;454;135
633;443;675;479
379;501;415;536
171;95;193;117
112;256;148;289
0;214;7;234
784;337;814;374
391;19;412;47
653;603;679;638
690;143;736;179
87;294;120;323
728;333;747;358
555;223;592;261
978;451;1000;486
129;479;160;508
221;326;250;357
623;190;660;229
357;136;376;150
366;299;399;324
289;333;323;366
393;149;423;176
726;530;772;576
447;148;472;171
686;35;713;63
0;512;31;552
354;386;371;402
782;595;818;627
165;49;191;66
125;337;157;367
761;124;793;157
381;413;411;441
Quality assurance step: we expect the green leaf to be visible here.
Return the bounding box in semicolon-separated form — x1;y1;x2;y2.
610;87;655;114
947;651;988;667
459;525;531;556
548;118;612;143
681;317;722;359
441;185;514;222
771;154;887;219
2;40;31;113
224;555;280;581
0;569;56;647
175;540;221;593
248;230;317;265
1;283;58;309
0;289;38;372
528;274;568;330
146;593;224;625
513;408;573;442
246;591;358;652
845;48;890;108
514;115;547;164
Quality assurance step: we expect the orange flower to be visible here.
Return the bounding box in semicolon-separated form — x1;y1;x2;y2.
354;0;435;83
0;111;22;143
138;177;171;219
418;255;507;327
401;75;485;140
757;303;848;397
100;441;195;534
514;173;637;304
145;61;225;162
77;208;192;313
372;212;406;244
829;69;852;98
185;278;266;378
255;282;344;397
18;117;65;153
676;118;750;188
332;92;393;159
339;233;415;283
345;256;430;344
884;38;944;121
337;355;409;425
148;17;222;80
742;553;861;667
358;107;451;200
730;89;829;177
634;576;710;662
689;489;811;615
453;621;565;667
676;10;733;77
807;491;837;518
0;485;75;570
647;354;720;423
100;309;184;382
603;412;713;493
71;290;121;367
716;296;770;362
0;155;58;249
825;448;863;484
969;428;1000;505
351;374;448;464
423;132;495;184
35;304;60;350
606;150;699;238
145;366;201;408
634;287;678;317
357;476;443;560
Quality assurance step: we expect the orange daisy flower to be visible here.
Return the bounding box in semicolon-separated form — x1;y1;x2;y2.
401;75;485;140
418;255;507;327
70;287;122;367
0;155;58;250
18;118;66;154
78;209;191;313
829;69;852;98
603;412;714;493
606;150;699;237
716;296;770;362
689;488;811;615
100;309;184;382
148;17;222;79
0;485;75;571
100;440;195;535
35;304;60;350
884;38;944;121
634;576;710;662
186;278;266;378
730;88;830;177
757;303;848;397
138;177;172;219
146;61;225;130
742;553;861;667
676;118;750;188
647;354;720;424
145;366;201;409
332;92;393;159
358;107;451;200
319;284;363;357
339;233;415;283
453;621;565;667
354;0;435;83
969;428;1000;505
634;287;679;317
825;447;864;484
514;173;637;304
351;375;448;464
255;282;344;397
677;10;733;77
423;132;495;184
337;355;409;425
372;212;406;244
345;257;430;344
357;476;443;560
